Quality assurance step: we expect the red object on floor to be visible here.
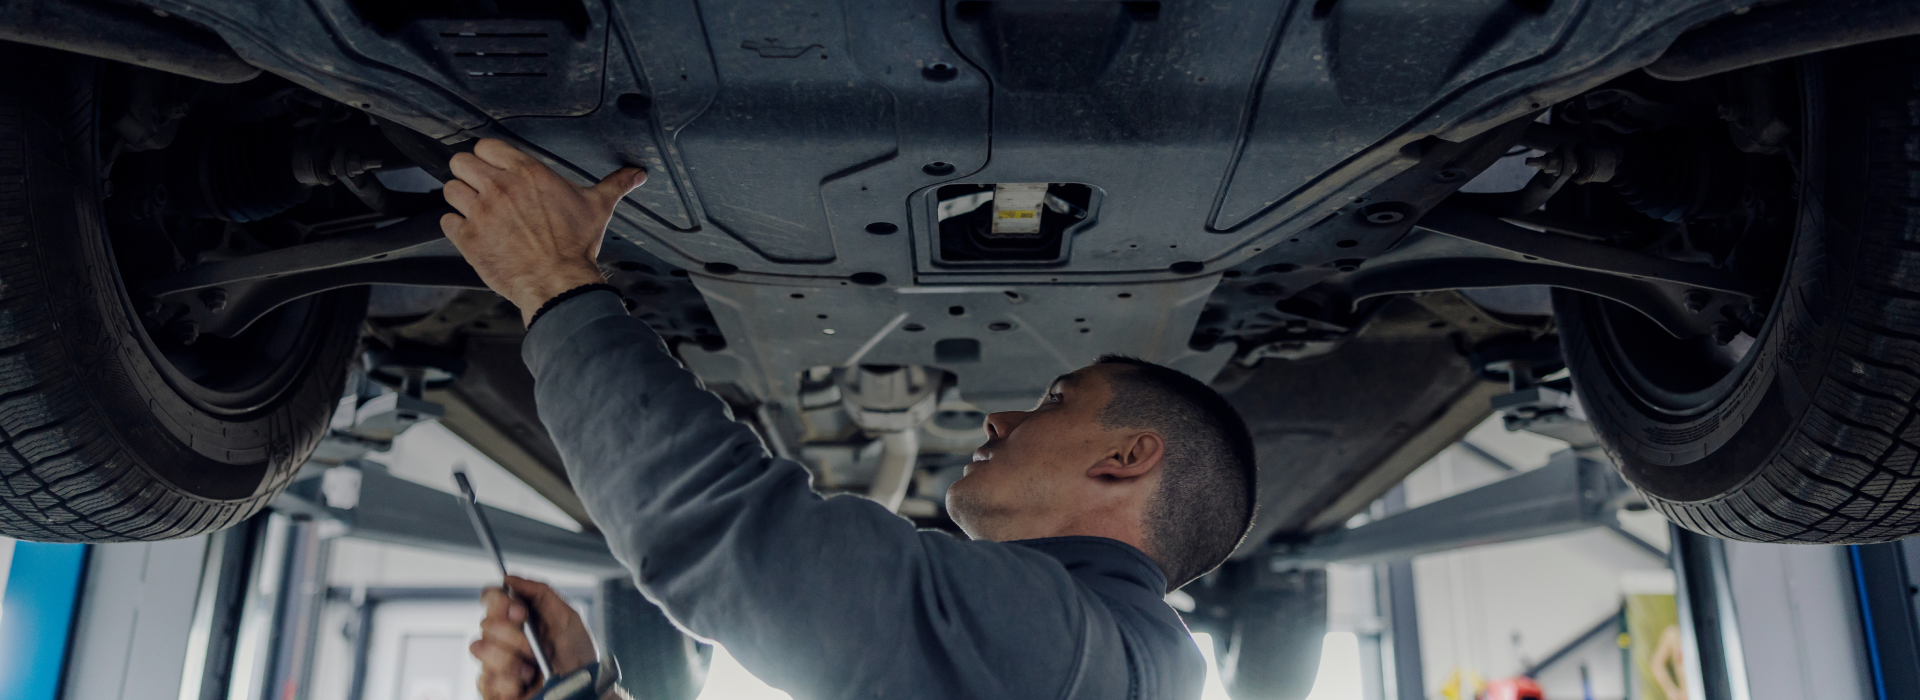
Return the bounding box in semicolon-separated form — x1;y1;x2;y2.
1484;677;1545;700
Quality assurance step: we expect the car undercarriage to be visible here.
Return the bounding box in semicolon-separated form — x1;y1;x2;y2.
4;0;1920;696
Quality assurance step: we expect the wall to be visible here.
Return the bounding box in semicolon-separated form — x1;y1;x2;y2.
1721;541;1874;700
60;537;210;700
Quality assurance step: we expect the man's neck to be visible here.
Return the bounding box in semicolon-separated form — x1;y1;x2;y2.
990;507;1151;560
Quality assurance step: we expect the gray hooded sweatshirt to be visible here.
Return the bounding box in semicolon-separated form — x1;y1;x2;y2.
522;290;1206;700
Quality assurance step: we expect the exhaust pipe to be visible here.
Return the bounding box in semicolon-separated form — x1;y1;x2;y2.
0;0;261;84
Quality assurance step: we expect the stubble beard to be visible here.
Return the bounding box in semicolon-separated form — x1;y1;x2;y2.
945;475;992;540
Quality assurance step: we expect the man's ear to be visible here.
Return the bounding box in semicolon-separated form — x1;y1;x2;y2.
1088;432;1165;481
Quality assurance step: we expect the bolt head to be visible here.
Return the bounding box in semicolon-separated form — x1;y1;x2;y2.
200;288;229;313
1682;290;1711;313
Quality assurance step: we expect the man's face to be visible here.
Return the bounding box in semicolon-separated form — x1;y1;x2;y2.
946;364;1129;541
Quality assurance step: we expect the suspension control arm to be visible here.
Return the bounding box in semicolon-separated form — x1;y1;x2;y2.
142;209;459;298
1352;205;1760;339
1417;206;1761;297
141;209;485;338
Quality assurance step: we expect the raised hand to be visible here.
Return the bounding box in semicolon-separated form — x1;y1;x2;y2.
441;138;646;325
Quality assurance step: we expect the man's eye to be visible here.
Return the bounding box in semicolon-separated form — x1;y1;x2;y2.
1045;392;1064;404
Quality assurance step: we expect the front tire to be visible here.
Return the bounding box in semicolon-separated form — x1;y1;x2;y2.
0;53;366;542
1560;40;1920;543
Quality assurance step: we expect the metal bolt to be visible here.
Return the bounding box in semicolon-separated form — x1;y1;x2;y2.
200;288;229;313
1524;152;1560;175
1682;290;1711;313
168;320;200;346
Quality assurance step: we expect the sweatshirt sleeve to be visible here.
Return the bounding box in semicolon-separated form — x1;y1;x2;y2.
520;291;1130;700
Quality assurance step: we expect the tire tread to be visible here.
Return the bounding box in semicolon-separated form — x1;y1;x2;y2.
1647;40;1920;542
0;55;357;543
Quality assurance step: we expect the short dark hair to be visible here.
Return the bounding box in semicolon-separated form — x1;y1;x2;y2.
1094;355;1256;590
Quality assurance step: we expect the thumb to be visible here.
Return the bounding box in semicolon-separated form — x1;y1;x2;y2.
588;167;647;206
504;576;573;626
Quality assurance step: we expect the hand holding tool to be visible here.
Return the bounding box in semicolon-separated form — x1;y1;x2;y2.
454;469;554;680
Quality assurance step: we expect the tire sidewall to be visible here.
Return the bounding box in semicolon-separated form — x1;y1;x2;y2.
21;57;365;504
1558;53;1861;506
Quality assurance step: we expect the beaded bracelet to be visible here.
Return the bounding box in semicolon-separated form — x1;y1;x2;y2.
526;283;631;330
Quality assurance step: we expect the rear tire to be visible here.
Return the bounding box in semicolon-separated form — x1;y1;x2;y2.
1559;40;1920;543
0;54;366;542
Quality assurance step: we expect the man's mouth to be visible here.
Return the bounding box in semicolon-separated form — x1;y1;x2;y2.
972;448;990;462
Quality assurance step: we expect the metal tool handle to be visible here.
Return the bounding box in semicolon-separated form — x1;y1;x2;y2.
454;470;554;680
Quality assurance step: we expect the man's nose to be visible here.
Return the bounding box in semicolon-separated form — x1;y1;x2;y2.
984;411;1025;440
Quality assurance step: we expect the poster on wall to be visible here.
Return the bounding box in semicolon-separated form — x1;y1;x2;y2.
1623;571;1686;700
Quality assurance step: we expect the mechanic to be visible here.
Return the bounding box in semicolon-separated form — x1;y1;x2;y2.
444;139;1258;700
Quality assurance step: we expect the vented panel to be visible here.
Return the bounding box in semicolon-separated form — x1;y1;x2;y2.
334;0;607;119
399;18;604;117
